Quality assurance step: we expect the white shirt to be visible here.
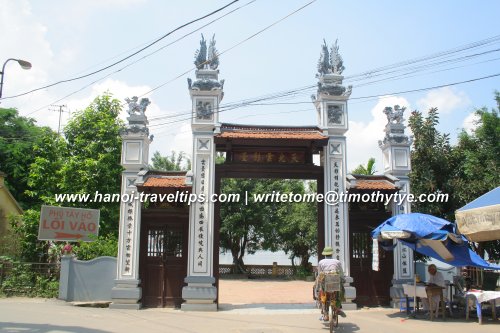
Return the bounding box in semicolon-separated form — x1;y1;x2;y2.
318;258;343;276
428;271;445;287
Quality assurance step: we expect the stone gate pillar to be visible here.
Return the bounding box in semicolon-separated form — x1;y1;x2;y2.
378;105;413;306
312;39;356;310
110;97;152;309
181;35;223;311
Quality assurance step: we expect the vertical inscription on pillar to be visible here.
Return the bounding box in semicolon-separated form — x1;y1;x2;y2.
400;244;411;278
123;200;135;276
397;180;412;278
331;158;344;261
194;155;209;273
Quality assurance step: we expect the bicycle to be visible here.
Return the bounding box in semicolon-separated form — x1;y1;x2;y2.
319;273;342;332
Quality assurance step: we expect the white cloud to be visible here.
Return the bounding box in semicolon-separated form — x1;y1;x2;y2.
346;96;411;173
416;87;470;114
0;0;53;98
462;111;480;134
149;122;193;167
66;79;155;117
66;78;195;166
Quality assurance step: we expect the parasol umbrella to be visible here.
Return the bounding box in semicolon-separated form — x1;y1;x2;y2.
456;186;500;242
371;213;500;316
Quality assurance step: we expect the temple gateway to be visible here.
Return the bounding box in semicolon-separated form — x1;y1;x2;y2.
109;36;414;310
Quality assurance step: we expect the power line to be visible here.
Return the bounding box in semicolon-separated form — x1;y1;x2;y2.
6;32;500;139
3;71;498;143
0;0;240;101
138;0;318;98
148;72;500;132
21;3;495;121
23;0;257;116
146;38;500;123
344;34;500;82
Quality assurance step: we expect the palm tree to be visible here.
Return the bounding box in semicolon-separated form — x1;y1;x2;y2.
352;157;376;175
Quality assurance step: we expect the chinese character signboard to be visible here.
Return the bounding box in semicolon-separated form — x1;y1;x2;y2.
233;151;305;164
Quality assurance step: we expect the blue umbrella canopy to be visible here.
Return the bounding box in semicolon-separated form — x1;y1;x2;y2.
372;213;500;270
456;186;500;242
372;213;458;242
401;237;500;270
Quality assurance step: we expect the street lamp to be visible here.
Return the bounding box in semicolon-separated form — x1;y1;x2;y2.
0;58;32;99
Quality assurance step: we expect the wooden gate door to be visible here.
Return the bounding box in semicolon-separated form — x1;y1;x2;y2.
349;209;393;307
140;216;187;308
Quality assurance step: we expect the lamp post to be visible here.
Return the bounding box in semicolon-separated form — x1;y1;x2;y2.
0;58;32;99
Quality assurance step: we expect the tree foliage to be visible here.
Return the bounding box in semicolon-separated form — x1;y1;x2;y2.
408;108;459;220
275;181;318;270
9;93;124;261
219;178;317;273
352;157;376;175
453;94;500;203
150;151;191;171
0;108;56;208
409;94;500;259
453;93;500;258
58;94;124;236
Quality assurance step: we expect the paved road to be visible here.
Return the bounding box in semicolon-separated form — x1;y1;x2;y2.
1;297;499;333
1;279;498;332
219;279;313;304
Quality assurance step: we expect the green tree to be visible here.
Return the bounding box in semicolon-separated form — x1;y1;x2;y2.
276;181;317;270
219;178;269;273
408;108;458;220
352;157;376;175
150;150;191;171
453;93;500;202
219;178;318;273
58;93;124;236
409;95;500;260
25;131;67;205
9;210;45;262
0;108;56;207
13;93;124;261
453;93;500;258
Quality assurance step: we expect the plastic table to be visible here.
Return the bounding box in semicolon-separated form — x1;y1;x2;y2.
465;290;500;324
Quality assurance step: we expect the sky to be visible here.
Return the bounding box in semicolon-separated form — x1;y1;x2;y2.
1;0;499;172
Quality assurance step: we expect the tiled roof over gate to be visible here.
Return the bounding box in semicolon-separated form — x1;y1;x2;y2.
142;176;188;188
347;174;399;191
216;123;328;141
353;179;397;190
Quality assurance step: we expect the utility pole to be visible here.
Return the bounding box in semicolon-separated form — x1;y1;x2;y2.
50;104;68;134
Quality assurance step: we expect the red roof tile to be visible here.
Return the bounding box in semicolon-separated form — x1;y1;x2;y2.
142;177;189;188
216;123;327;141
217;130;326;140
354;180;397;190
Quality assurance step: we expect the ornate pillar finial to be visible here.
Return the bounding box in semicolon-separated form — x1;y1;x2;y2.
378;105;412;149
194;34;219;70
315;39;352;98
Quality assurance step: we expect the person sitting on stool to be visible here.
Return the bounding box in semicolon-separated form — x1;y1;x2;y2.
422;264;445;316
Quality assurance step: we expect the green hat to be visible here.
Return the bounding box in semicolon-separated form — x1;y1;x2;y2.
322;246;333;256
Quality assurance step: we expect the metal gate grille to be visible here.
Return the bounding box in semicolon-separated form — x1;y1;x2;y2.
147;229;183;258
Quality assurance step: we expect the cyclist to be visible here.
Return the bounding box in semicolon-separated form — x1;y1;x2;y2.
315;246;346;321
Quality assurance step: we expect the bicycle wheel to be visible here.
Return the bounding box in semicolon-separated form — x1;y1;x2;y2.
329;304;338;332
332;308;339;327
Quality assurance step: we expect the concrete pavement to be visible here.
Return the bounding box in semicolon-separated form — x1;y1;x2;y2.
1;297;499;333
